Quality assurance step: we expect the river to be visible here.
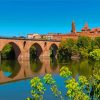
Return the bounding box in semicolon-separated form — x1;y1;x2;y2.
0;58;99;100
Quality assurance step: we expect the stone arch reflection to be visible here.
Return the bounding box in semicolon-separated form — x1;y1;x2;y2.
40;57;59;74
50;57;58;70
30;58;43;73
0;60;21;78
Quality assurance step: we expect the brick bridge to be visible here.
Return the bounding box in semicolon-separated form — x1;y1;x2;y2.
0;37;60;60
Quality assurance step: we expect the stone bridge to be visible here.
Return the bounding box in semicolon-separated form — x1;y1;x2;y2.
0;37;60;60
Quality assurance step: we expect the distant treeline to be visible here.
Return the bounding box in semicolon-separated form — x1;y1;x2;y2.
57;36;100;60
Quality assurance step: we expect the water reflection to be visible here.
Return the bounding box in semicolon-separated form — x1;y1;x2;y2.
68;59;93;78
30;58;42;73
50;57;58;70
0;57;100;84
0;60;20;78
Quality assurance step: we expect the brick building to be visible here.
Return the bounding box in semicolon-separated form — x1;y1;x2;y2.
27;22;100;41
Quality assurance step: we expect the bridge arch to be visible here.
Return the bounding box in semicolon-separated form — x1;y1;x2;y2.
29;43;43;59
1;42;21;60
49;43;58;57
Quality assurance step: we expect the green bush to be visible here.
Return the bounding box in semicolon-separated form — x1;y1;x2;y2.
89;49;100;60
27;66;100;100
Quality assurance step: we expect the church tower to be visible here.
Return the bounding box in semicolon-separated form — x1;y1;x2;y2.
71;21;76;33
81;23;90;32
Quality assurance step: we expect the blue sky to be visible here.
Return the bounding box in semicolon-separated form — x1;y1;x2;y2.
0;0;100;37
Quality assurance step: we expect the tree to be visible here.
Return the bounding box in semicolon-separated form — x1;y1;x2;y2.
76;36;92;58
66;38;75;48
58;40;72;59
30;46;37;59
89;49;100;61
94;37;100;48
77;36;91;49
1;44;15;59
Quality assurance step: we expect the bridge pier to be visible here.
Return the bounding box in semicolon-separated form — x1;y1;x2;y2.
18;50;30;61
40;50;50;59
18;50;51;61
0;51;1;65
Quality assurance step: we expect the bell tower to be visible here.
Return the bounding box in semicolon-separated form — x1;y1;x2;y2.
71;21;76;33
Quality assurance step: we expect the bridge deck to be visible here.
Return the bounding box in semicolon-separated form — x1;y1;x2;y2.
0;37;61;42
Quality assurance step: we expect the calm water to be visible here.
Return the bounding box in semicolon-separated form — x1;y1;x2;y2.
0;58;99;100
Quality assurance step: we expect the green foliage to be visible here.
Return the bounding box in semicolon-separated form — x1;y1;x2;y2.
28;74;63;99
78;48;89;58
77;36;91;49
60;66;72;78
95;37;100;48
76;36;92;58
78;76;90;95
58;47;71;59
66;78;80;97
43;74;55;85
65;78;90;100
51;85;62;97
58;36;100;59
30;46;37;59
60;66;90;100
66;38;76;48
43;74;63;99
29;77;46;100
26;98;32;100
89;67;100;99
74;92;90;100
78;76;89;88
58;39;76;59
27;66;100;100
1;44;15;59
89;49;100;60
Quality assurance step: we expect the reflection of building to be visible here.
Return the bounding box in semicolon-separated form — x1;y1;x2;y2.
27;22;100;41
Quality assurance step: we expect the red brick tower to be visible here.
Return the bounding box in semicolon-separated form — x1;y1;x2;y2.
81;23;90;32
71;21;76;33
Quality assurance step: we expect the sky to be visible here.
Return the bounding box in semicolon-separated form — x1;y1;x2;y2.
0;0;100;37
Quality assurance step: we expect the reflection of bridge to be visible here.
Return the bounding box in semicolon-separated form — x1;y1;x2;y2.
0;58;59;84
0;37;60;60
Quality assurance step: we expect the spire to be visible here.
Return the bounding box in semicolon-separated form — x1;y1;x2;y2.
84;23;89;29
82;22;90;32
71;21;76;33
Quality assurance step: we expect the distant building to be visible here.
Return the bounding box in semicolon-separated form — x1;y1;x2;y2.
42;33;54;40
27;22;100;41
42;33;62;40
81;23;91;32
27;34;41;39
